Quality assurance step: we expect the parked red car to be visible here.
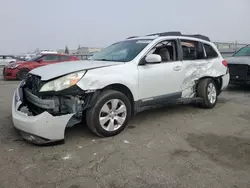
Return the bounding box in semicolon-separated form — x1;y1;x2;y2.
3;53;79;80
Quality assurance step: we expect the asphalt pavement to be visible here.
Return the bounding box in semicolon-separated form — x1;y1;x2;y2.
0;76;250;188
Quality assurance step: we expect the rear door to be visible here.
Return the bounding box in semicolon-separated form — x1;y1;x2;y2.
178;39;206;98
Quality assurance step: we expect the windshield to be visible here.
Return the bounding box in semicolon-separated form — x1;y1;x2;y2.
233;46;250;57
27;55;42;62
90;39;152;62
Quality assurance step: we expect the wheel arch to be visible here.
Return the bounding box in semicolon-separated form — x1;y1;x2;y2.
196;76;222;94
101;83;135;115
16;68;30;80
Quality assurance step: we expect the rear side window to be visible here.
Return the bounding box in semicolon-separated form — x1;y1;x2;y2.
41;55;59;61
181;40;204;60
203;44;218;59
60;56;70;61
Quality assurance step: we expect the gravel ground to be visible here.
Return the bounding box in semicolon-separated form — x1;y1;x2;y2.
0;72;250;188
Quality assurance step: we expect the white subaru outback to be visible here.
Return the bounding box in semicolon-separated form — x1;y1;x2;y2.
12;32;229;144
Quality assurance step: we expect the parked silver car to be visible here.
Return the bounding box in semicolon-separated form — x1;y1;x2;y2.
0;55;16;66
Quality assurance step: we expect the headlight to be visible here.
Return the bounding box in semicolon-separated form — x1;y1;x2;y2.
8;64;19;69
39;70;86;92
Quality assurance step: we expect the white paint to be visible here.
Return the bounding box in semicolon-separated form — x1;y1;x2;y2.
76;36;228;101
12;85;74;141
145;54;162;63
77;145;82;149
12;93;74;140
93;152;97;156
11;35;229;142
30;60;120;80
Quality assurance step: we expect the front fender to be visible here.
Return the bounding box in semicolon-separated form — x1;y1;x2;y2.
76;67;139;100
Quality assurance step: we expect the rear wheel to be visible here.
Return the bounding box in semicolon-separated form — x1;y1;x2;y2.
17;69;29;80
197;78;218;108
86;90;131;137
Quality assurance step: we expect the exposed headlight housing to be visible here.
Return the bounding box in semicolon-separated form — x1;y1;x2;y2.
39;70;86;92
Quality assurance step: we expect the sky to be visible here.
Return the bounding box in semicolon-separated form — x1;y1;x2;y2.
0;0;249;54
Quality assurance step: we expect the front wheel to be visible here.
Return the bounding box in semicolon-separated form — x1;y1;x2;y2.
197;78;218;109
17;69;29;80
86;90;132;137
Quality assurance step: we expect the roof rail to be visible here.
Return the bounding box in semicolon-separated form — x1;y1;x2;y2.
146;31;182;36
182;34;210;42
145;31;211;42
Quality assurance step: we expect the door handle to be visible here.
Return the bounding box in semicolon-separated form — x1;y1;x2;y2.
173;66;182;71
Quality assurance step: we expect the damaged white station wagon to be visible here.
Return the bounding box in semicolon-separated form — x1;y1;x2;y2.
12;32;229;144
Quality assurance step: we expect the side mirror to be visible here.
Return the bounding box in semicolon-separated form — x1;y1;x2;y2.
145;54;162;64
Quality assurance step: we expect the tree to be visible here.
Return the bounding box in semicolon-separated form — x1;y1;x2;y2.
65;46;69;54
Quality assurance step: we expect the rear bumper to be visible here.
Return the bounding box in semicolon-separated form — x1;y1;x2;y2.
12;82;75;144
221;73;230;90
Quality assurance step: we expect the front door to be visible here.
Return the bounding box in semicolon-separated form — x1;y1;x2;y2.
37;55;60;68
137;40;184;106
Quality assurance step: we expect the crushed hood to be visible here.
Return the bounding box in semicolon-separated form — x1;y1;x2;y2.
226;56;250;65
30;60;121;80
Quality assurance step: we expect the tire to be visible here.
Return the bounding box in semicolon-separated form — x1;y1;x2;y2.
86;90;132;137
17;69;29;80
197;78;218;109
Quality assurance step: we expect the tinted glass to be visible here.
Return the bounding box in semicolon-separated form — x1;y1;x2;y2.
149;40;177;62
204;44;218;59
181;40;204;60
60;56;70;61
27;55;42;62
90;39;152;62
42;55;59;61
233;46;250;57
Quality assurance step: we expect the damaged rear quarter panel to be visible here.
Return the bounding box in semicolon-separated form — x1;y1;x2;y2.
76;62;139;100
181;55;226;98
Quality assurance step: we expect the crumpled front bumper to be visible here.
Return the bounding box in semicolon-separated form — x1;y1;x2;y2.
12;82;75;144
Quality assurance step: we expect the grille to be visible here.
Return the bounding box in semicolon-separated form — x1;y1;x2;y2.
228;64;248;78
24;74;42;95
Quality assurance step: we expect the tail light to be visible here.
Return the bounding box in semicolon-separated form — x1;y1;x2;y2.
222;60;228;67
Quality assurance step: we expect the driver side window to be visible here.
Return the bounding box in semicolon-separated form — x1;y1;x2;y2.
148;40;177;63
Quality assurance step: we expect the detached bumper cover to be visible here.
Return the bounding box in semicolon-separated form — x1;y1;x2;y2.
12;83;75;144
